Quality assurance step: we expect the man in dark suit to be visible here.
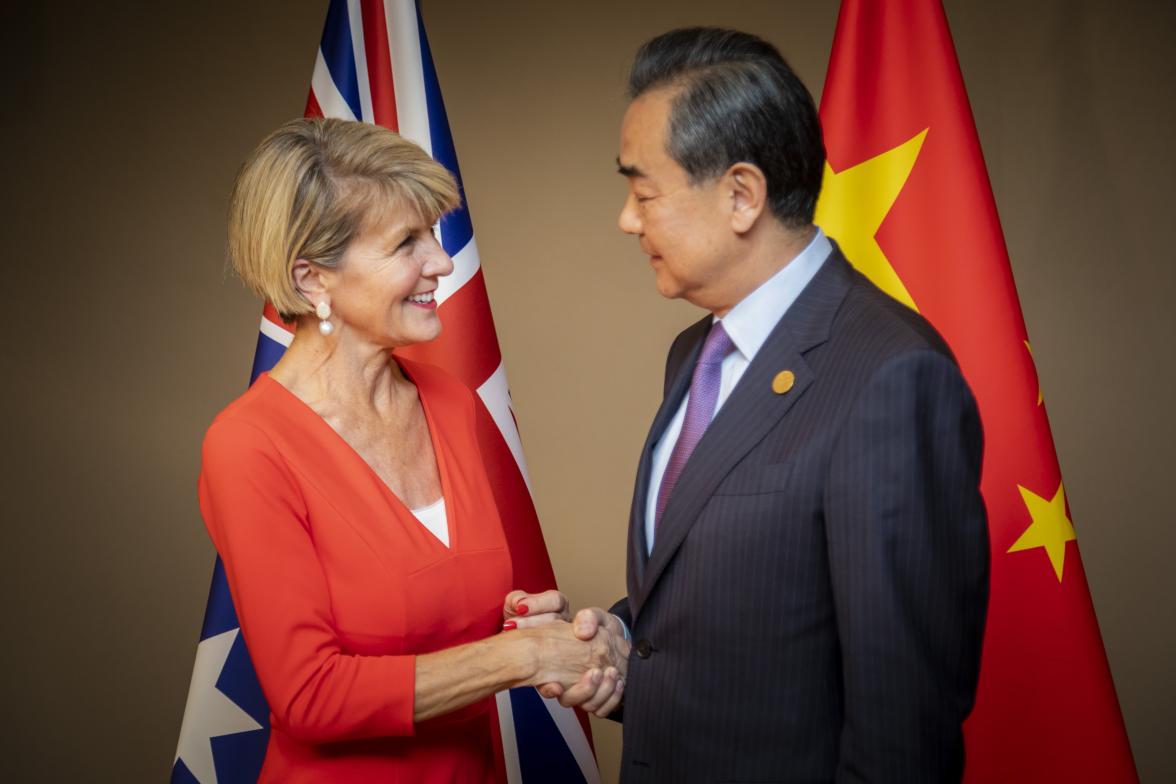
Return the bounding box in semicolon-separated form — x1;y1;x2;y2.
522;27;989;782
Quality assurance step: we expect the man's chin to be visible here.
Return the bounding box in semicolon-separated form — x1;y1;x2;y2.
652;272;682;301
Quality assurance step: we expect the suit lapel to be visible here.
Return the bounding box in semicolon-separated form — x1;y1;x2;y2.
630;248;857;620
627;317;710;596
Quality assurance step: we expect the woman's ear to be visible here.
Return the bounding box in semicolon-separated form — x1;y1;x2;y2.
291;258;329;303
726;162;768;234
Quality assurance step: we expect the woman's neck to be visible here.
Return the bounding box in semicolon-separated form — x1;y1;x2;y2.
268;318;413;417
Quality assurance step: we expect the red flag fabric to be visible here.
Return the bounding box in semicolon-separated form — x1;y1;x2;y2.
815;1;1137;780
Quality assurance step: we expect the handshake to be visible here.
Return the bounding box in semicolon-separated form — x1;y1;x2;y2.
501;590;630;718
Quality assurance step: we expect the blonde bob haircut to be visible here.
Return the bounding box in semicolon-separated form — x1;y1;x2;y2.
227;117;460;320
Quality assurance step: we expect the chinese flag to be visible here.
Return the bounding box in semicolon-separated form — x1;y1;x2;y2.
814;1;1137;780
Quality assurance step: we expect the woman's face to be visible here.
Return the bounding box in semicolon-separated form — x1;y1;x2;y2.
325;201;454;348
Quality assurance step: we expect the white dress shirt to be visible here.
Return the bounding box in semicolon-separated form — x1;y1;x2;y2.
643;229;832;554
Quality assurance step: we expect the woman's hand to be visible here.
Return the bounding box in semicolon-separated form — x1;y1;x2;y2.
502;589;570;630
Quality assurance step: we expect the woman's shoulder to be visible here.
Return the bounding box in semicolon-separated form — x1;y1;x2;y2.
202;376;293;460
208;373;278;421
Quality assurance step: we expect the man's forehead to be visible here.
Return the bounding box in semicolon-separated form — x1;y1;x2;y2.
616;89;672;153
618;94;672;177
623;91;671;135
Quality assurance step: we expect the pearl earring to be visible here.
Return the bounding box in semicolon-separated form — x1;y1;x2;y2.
315;301;334;336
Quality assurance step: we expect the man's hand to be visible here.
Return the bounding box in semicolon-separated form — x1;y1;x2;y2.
539;608;630;717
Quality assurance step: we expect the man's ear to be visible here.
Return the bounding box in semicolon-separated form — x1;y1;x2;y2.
725;162;768;234
290;258;331;304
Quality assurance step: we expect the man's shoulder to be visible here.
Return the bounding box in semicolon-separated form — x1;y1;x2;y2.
828;263;956;365
660;251;959;383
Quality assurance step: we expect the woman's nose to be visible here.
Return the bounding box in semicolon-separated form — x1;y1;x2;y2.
424;235;455;277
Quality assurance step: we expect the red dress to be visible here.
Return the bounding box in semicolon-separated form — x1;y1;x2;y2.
198;359;512;782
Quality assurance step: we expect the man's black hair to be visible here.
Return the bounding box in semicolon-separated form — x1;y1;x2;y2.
628;27;826;227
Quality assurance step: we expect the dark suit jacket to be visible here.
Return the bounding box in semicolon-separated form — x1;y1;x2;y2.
611;245;989;783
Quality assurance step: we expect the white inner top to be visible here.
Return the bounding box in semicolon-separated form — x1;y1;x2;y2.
411;496;450;547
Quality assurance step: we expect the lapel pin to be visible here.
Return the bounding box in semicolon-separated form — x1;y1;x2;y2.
772;370;796;395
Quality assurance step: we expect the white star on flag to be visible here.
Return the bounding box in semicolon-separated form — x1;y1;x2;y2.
174;628;263;783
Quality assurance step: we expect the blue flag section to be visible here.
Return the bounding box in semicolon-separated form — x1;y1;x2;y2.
173;2;599;781
172;562;268;783
415;11;474;256
511;689;591;784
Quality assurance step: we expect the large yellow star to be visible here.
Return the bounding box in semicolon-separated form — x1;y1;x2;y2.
813;129;928;311
1008;481;1077;582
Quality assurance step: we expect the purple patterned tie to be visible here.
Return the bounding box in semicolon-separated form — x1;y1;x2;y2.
655;322;736;527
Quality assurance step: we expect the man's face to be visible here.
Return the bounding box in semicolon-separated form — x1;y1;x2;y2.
617;89;736;312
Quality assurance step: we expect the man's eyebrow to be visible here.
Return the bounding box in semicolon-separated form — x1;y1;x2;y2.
616;158;643;178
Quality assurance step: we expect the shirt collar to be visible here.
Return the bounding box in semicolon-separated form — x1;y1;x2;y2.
715;227;832;363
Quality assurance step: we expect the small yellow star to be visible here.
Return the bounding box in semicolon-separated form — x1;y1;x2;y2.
814;129;928;312
1007;481;1077;582
1025;341;1043;405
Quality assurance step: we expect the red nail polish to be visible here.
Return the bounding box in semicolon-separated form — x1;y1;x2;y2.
502;620;517;631
517;604;529;615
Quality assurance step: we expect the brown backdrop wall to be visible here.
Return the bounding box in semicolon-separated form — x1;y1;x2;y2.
4;1;1172;781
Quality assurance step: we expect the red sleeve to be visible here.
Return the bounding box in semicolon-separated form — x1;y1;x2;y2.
198;417;416;742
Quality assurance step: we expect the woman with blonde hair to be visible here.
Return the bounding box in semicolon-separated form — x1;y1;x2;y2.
198;118;626;782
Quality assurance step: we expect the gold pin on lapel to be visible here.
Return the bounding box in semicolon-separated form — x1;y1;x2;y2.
772;370;796;395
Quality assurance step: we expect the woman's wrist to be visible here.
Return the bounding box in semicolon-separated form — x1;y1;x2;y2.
499;628;543;687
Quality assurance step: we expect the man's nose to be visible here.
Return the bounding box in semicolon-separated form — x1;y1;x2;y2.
618;193;641;235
